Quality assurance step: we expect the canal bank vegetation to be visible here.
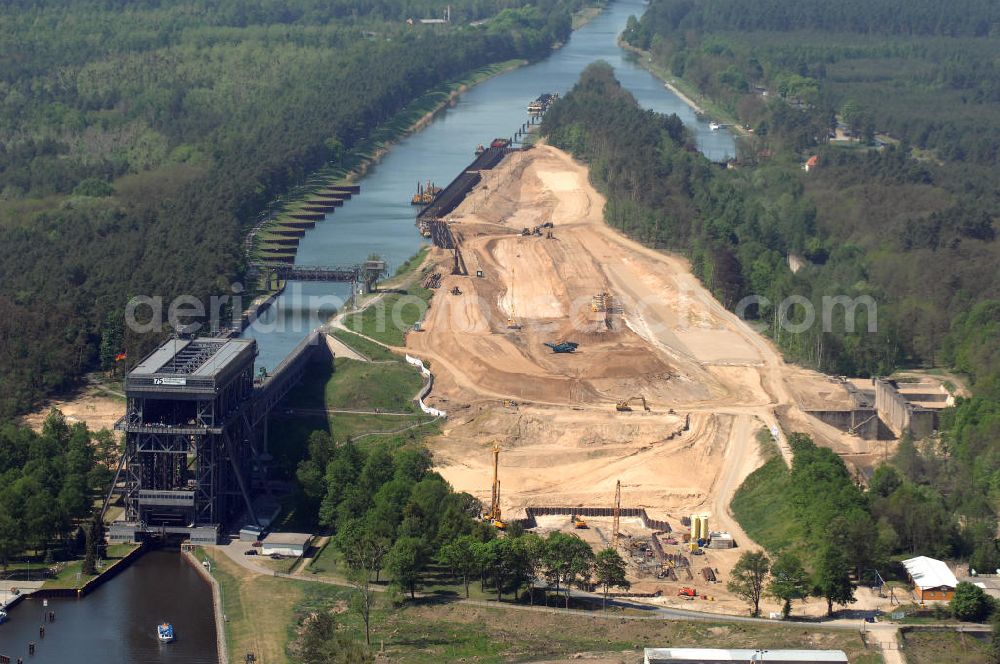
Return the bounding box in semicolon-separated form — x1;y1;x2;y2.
342;287;435;347
331;329;398;362
0;0;590;419
543;47;1000;575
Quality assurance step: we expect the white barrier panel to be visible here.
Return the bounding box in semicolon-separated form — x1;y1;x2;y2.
405;354;431;378
405;355;447;418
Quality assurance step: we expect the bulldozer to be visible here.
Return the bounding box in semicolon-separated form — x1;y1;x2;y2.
573;515;588;529
616;395;650;412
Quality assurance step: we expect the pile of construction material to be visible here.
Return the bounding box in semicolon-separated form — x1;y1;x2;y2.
423;272;442;289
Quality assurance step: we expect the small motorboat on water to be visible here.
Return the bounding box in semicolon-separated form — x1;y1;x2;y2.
709;122;721;131
0;608;8;623
157;622;175;643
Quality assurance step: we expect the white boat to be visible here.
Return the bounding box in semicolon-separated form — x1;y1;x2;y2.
157;622;175;643
709;122;721;131
0;609;8;623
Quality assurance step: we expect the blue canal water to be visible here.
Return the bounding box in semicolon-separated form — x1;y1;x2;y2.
0;550;217;664
0;4;736;660
242;0;736;370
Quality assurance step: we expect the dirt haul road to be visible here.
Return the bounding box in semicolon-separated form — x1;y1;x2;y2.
407;145;839;546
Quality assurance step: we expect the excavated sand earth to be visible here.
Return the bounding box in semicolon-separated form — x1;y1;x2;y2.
405;145;903;617
412;148;740;535
408;146;871;550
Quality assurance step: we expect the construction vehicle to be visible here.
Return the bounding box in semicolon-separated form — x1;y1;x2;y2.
616;395;650;412
612;480;621;546
528;93;558;114
501;399;518;409
410;180;441;205
573;515;588;529
678;587;697;598
544;341;578;353
450;286;462;295
482;443;506;530
591;292;613;313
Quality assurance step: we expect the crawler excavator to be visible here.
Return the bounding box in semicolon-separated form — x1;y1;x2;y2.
615;395;650;412
482;443;506;530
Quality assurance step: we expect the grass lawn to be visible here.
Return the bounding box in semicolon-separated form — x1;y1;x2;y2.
900;629;990;664
41;543;137;590
386;246;430;285
730;432;802;555
378;601;881;663
200;549;357;664
332;329;398;361
282;357;424;413
342;287;434;347
324;359;423;412
199;547;883;663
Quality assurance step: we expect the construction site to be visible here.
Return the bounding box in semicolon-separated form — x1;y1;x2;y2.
404;143;913;616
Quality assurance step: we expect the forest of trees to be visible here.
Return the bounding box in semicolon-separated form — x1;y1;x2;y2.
290;430;627;654
0;411;115;568
625;0;1000;163
0;0;584;418
542;57;1000;577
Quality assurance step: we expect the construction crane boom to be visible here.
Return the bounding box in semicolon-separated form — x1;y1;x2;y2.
483;443;505;529
612;480;621;546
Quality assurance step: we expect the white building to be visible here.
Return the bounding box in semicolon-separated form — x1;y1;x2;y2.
260;532;312;557
644;649;848;664
902;556;958;601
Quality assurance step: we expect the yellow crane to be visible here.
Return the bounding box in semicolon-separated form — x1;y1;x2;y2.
612;480;622;546
615;395;650;412
483;443;506;529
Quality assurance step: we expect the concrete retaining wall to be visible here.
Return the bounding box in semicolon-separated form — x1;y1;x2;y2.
404;354;447;418
30;543;148;600
520;506;671;533
807;408;880;439
875;378;939;438
182;550;227;664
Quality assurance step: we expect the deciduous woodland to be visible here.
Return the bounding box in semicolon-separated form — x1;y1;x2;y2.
0;0;585;417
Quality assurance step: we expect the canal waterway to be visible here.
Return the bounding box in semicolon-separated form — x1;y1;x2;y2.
0;550;217;663
243;0;737;370
0;3;735;658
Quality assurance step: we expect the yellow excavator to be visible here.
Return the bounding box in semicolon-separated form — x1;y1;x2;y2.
482;443;506;529
616;395;650;412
